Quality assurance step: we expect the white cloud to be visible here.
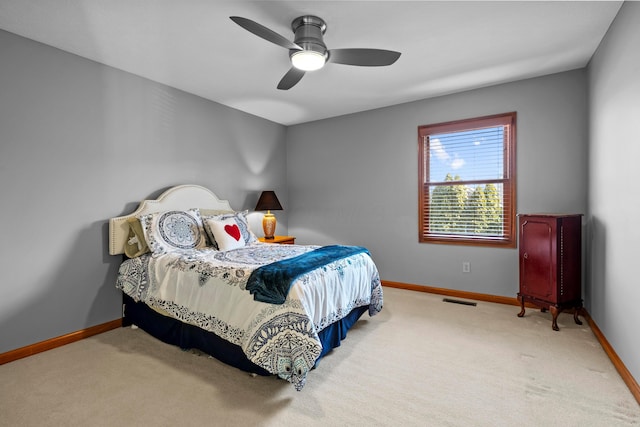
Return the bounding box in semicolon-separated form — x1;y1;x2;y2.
451;156;466;169
431;138;465;170
430;138;450;162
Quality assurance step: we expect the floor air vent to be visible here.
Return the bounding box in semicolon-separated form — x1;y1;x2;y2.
443;298;477;307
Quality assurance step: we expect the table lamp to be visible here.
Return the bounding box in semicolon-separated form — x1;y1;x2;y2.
254;191;283;239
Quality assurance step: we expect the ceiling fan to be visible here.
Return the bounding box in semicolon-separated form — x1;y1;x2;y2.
230;15;401;90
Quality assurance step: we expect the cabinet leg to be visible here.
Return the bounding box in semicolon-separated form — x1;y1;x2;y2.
573;308;583;326
517;296;525;318
549;306;560;331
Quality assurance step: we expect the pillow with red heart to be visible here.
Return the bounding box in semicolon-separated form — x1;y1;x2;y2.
204;217;246;251
202;210;258;249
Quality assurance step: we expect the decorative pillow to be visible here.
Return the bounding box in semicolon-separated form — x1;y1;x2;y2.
204;217;246;251
124;217;149;258
203;210;257;249
138;208;207;254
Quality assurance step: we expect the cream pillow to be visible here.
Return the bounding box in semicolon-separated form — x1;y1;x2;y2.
203;210;257;249
124;217;150;258
205;217;246;251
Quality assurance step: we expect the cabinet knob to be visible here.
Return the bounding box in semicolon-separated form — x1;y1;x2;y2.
523;252;528;259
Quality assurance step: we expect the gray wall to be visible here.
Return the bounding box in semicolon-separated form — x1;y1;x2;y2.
287;70;588;298
587;1;640;387
3;4;637;390
0;30;287;353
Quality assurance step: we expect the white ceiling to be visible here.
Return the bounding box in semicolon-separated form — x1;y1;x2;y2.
0;1;622;126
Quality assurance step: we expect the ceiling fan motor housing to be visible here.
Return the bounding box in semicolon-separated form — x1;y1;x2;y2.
290;15;327;57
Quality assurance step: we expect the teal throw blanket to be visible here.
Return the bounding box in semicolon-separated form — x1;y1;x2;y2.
246;245;370;304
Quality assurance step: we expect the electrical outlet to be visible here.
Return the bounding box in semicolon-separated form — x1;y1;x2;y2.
462;262;471;273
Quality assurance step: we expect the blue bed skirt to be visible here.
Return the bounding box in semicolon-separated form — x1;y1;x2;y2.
122;293;368;375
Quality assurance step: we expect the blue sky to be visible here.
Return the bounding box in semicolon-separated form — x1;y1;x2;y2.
428;127;504;183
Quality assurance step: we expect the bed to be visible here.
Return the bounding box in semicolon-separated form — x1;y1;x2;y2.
109;184;383;390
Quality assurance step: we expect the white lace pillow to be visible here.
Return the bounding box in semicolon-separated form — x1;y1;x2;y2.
204;217;246;251
138;208;207;254
203;210;257;249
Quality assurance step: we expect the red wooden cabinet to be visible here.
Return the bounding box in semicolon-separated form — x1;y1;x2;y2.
517;214;583;331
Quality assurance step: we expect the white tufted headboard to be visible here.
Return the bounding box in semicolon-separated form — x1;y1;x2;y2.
109;184;234;255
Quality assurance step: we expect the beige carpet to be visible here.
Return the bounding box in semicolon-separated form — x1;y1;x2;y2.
1;287;639;426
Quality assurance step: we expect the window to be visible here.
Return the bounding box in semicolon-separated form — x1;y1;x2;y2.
418;112;516;247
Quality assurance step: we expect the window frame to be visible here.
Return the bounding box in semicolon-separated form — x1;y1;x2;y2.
417;112;517;248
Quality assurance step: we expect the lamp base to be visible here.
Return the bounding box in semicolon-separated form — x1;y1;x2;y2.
262;212;276;239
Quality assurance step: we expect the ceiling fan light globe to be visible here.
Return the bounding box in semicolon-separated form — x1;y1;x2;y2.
291;50;326;71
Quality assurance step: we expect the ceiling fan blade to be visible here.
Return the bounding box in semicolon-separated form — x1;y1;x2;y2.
277;68;306;90
328;48;401;66
230;16;301;51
